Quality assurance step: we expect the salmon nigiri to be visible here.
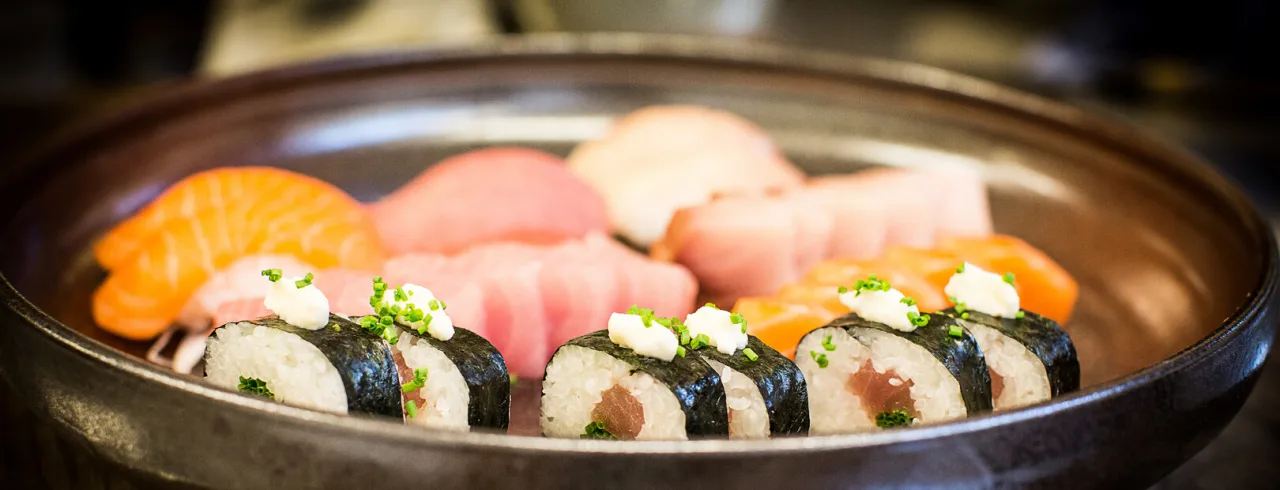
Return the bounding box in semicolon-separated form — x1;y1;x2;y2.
92;168;386;341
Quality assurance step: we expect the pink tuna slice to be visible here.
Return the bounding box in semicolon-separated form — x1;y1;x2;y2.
368;147;609;255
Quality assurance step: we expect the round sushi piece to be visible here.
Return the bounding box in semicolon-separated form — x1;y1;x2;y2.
203;314;402;417
692;336;809;439
541;331;728;440
944;308;1079;410
387;324;511;431
796;313;992;434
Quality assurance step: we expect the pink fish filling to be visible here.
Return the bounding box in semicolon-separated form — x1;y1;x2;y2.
591;385;645;440
846;360;920;420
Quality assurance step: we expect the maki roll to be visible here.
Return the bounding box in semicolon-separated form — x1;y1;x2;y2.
369;279;510;431
203;271;401;416
542;308;728;440
681;305;809;438
942;262;1080;410
798;277;991;434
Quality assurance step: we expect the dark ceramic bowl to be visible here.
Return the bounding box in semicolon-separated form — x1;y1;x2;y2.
0;34;1275;489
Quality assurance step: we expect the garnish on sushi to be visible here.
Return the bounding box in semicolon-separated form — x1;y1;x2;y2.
797;275;992;434
203;271;401;416
541;306;728;441
678;303;810;439
365;278;510;431
939;263;1079;411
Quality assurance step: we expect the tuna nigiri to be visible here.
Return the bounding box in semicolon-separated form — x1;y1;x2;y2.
92;167;386;341
368;147;609;255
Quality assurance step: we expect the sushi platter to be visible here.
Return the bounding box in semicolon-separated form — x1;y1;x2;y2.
0;34;1275;489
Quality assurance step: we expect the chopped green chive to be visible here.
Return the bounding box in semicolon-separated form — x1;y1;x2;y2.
582;421;616;440
393;286;408;302
948;325;964;338
1015;310;1026;319
1003;272;1016;285
743;348;759;362
509;374;518;386
837;286;849;294
690;334;711;350
679;328;690;346
428;299;441;311
850;275;891;295
900;297;917;306
401;367;428;393
875;410;912;428
810;351;829;369
626;305;656;327
405;400;418;418
417;313;433;335
439;300;447;310
960;312;969;320
954;302;967;314
705;302;719;309
821;334;836;351
956;263;966;274
907;311;930;327
237;376;274;399
948;296;958;304
260;269;283;283
676;346;687;358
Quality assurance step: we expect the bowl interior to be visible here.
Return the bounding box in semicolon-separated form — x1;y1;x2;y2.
0;47;1267;436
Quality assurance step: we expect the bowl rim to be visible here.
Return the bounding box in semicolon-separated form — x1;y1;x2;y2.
1;32;1276;455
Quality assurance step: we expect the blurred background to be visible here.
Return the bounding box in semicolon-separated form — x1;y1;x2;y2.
0;0;1276;488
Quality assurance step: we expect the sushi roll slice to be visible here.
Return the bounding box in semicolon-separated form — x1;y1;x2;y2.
204;314;402;417
541;309;728;440
681;305;809;438
369;279;510;431
941;262;1080;410
798;277;991;434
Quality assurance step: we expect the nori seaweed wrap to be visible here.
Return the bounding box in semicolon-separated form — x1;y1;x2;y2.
204;313;402;418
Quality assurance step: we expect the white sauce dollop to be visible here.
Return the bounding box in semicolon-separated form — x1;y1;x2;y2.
838;285;921;332
944;262;1020;317
263;276;330;330
683;305;748;355
380;283;455;341
608;312;678;361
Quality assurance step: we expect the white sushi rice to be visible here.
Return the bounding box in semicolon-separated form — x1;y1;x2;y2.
541;346;686;440
705;359;769;439
392;327;470;430
204;322;347;413
965;322;1050;410
797;327;967;434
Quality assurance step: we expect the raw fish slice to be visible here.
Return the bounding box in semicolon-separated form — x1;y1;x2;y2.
809;171;937;249
92;179;384;341
369;148;608;255
927;167;992;237
539;239;623;347
94;167;319;270
568;105;805;246
590;233;697;318
792;187;887;259
653;195;816;308
477;263;549;378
